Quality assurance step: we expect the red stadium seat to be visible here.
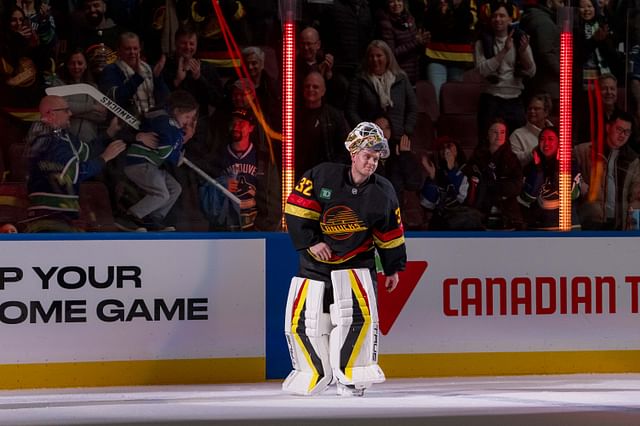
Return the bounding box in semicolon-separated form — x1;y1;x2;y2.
0;182;28;225
437;114;478;158
412;80;439;153
79;181;118;232
415;80;439;122
7;143;27;182
437;82;484;157
440;82;485;115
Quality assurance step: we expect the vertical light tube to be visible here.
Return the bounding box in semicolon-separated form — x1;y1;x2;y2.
280;1;296;229
559;8;573;231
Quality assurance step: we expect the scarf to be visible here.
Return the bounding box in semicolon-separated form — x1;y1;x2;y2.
115;58;155;115
368;71;395;110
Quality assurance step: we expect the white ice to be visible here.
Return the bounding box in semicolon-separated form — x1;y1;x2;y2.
1;374;640;425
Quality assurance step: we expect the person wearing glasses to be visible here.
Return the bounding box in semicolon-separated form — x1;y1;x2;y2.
574;110;638;230
24;95;126;232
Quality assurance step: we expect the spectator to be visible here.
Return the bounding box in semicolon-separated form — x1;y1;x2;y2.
373;115;424;213
206;78;253;159
598;73;620;121
162;25;224;146
19;0;57;72
345;40;417;158
465;118;524;229
520;0;562;105
100;32;169;117
376;0;429;85
519;126;584;230
0;6;42;108
70;0;125;79
420;137;484;229
199;109;281;231
577;73;621;146
320;0;374;100
25;95;125;232
297;27;334;84
137;0;182;64
242;46;282;131
576;0;618;88
117;90;198;232
169;0;251;73
295;72;349;180
574;111;639;230
296;27;339;107
50;49;108;143
509;93;554;166
423;0;476;105
206;77;277;172
475;0;536;141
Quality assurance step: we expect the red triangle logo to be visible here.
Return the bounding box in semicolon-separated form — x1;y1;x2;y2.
376;261;428;335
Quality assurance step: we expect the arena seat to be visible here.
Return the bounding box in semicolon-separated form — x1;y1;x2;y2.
79;181;118;232
439;81;485;115
416;80;439;122
462;69;485;84
412;80;438;153
7;143;27;182
0;182;28;225
437;82;485;156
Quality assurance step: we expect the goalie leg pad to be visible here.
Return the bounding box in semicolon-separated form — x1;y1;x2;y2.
283;276;333;395
329;268;385;389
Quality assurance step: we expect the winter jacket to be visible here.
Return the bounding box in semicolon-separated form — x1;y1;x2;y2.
345;72;417;144
376;9;422;83
574;141;640;229
520;4;560;99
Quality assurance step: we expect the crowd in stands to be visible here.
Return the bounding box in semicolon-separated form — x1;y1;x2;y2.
1;0;640;232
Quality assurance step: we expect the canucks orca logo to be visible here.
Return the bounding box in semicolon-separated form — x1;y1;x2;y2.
320;205;367;240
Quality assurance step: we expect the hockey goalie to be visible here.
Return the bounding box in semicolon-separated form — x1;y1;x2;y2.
283;122;407;396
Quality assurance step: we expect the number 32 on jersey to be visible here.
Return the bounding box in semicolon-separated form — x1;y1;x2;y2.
294;177;313;196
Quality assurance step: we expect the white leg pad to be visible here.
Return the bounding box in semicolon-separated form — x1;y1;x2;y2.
329;268;385;389
283;276;333;395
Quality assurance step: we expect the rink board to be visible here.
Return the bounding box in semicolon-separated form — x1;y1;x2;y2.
1;233;640;389
0;237;267;389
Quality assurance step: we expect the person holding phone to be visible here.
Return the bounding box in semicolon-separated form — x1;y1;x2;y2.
475;0;536;143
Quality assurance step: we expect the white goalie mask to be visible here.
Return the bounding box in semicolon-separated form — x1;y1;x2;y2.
344;122;390;159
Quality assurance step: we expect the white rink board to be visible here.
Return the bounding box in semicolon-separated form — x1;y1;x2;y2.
0;239;265;364
383;237;640;354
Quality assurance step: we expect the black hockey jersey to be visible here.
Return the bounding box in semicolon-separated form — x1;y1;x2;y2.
285;162;406;276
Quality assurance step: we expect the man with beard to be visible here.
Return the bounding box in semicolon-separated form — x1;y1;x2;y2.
70;0;125;79
200;109;281;231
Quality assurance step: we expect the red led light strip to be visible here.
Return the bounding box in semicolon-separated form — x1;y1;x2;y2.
282;20;296;228
559;30;572;231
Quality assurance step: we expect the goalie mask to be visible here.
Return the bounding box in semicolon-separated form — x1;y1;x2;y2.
344;122;390;159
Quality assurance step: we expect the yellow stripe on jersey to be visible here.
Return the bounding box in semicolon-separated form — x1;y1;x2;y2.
373;234;405;249
285;203;321;220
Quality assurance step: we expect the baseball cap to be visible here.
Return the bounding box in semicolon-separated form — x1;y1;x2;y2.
231;109;255;124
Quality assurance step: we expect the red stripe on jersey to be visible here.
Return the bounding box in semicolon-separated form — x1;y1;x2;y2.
373;227;404;242
328;238;374;262
287;193;321;212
